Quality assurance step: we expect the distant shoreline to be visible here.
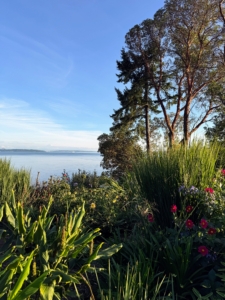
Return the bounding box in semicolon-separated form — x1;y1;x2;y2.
0;149;98;153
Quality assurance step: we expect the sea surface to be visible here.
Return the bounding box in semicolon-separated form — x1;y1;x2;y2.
0;151;103;185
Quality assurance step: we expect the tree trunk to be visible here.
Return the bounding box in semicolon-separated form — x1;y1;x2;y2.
183;102;190;145
168;131;175;148
144;104;151;153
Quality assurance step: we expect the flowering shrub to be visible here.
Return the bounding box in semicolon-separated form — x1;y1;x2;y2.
205;187;214;194
147;213;154;222
144;182;225;298
186;205;193;213
198;246;209;256
186;219;194;229
146;177;225;267
200;219;208;229
171;204;177;213
208;228;216;235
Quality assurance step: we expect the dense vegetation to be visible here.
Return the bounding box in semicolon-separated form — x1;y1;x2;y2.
0;141;225;299
1;0;225;298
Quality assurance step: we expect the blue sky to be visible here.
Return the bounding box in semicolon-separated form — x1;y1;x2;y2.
0;0;165;150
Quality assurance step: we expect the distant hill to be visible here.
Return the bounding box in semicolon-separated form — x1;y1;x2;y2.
0;149;46;152
49;150;98;153
0;149;98;153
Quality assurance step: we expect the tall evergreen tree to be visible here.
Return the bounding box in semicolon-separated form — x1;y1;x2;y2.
112;0;225;147
111;20;163;152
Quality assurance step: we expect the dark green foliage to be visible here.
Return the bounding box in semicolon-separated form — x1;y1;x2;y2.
98;130;143;179
70;169;108;190
111;23;162;152
0;194;122;299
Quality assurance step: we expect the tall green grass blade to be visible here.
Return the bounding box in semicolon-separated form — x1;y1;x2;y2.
9;249;37;300
13;271;49;300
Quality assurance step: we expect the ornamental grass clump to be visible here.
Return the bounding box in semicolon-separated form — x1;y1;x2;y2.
0;158;30;205
127;141;220;228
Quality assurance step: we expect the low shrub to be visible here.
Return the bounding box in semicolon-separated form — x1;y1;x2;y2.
0;192;122;299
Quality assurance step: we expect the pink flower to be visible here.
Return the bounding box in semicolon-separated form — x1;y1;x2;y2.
221;169;225;176
186;205;193;213
208;228;217;235
205;187;214;194
186;219;194;229
147;214;154;222
200;219;208;229
198;246;209;256
171;204;177;213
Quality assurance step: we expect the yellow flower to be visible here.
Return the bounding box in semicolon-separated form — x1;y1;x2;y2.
112;199;117;203
90;203;96;209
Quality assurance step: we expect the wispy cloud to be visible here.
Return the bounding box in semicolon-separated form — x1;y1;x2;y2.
0;98;101;150
0;26;74;87
47;98;99;119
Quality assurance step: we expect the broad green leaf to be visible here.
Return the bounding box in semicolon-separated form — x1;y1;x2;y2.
5;202;15;228
217;291;225;297
192;288;213;299
72;229;101;246
51;269;80;284
17;202;25;235
93;243;123;260
33;220;44;244
12;271;49;300
9;249;37;300
0;269;15;294
39;242;49;272
10;190;17;212
45;196;53;217
44;215;55;231
6;257;22;270
40;280;55;300
24;221;37;243
87;242;104;264
68;212;75;236
71;244;88;259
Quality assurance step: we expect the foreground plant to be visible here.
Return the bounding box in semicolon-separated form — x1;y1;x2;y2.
0;191;122;299
127;142;220;228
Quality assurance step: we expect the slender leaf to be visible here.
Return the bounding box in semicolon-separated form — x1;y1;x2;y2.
13;271;49;300
9;249;37;300
5;202;15;228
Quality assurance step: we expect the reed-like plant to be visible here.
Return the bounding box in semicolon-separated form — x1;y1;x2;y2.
95;259;168;300
126;141;220;228
0;159;30;205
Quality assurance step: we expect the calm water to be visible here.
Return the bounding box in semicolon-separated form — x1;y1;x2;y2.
0;151;103;184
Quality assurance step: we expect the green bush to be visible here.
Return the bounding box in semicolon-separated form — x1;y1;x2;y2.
127;142;220;228
0;192;122;299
